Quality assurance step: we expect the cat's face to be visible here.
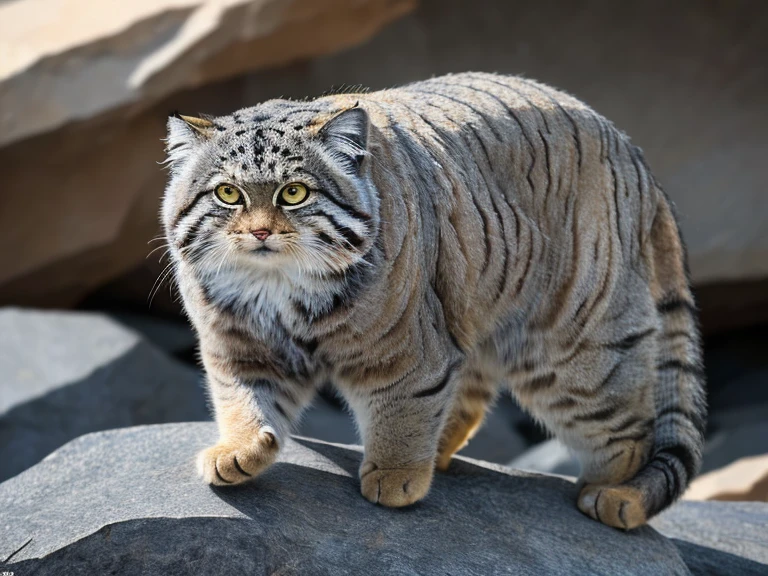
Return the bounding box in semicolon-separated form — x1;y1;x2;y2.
162;101;376;282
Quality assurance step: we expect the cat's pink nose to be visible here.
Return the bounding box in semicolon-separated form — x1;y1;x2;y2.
251;229;271;241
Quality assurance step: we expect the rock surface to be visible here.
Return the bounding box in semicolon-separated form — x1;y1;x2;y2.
0;308;208;482
0;0;415;308
653;501;768;575
685;455;768;503
0;422;702;575
0;0;416;146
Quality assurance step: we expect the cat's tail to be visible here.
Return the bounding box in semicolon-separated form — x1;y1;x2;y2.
619;195;707;526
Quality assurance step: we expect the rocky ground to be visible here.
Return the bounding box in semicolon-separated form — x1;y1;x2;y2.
1;307;767;574
2;423;767;575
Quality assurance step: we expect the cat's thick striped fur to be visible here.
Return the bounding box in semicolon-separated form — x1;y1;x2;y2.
162;72;706;529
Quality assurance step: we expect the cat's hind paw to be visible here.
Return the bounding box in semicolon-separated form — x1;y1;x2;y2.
577;484;647;530
197;430;278;486
359;461;434;507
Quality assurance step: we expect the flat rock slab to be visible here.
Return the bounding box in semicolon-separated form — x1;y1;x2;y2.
0;308;208;481
0;423;696;575
653;500;768;575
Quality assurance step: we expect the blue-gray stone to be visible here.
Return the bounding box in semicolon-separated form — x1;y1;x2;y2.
0;423;701;575
0;308;209;482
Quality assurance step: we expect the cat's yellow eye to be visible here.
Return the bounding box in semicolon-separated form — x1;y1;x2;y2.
214;183;242;205
276;182;309;207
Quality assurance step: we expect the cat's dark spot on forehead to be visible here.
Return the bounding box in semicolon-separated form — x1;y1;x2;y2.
230;150;237;158
281;148;291;157
271;145;280;153
238;145;245;154
235;130;246;136
242;163;248;171
219;156;227;162
294;125;303;131
267;161;276;172
191;179;198;184
214;124;226;132
287;155;303;162
270;127;285;136
255;128;264;137
279;117;289;123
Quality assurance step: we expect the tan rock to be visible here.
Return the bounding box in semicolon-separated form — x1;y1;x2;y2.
2;0;768;310
685;455;768;503
0;0;415;306
0;0;415;147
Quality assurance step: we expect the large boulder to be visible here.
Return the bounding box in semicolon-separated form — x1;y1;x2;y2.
652;501;768;575
0;308;208;482
3;423;764;575
685;455;768;503
0;0;416;308
0;0;416;147
2;0;768;312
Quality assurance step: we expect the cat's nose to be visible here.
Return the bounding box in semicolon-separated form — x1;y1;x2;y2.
251;229;271;241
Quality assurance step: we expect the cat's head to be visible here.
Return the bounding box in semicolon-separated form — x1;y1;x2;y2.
162;100;377;281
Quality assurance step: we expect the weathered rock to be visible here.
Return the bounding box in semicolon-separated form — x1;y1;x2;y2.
110;312;198;356
700;421;768;475
0;423;698;575
653;501;768;575
299;392;529;465
0;308;208;482
508;439;581;479
0;0;416;147
685;455;768;503
297;393;359;445
0;0;416;308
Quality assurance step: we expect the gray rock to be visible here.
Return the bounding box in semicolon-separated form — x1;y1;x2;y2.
109;312;198;356
0;423;695;575
653;501;768;575
0;308;209;482
299;392;529;466
508;439;581;478
459;402;528;464
700;422;768;474
297;393;359;445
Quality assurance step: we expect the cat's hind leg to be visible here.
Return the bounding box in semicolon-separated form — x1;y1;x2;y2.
436;367;498;471
509;327;657;529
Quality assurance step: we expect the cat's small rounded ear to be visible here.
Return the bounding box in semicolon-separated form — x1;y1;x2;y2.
169;112;216;140
165;113;215;169
318;107;369;173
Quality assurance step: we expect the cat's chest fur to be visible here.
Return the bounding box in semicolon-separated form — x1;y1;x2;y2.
196;266;331;379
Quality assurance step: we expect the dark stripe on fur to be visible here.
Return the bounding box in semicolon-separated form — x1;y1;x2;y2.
413;366;455;398
518;372;556;393
657;359;704;378
605;328;656;351
572;403;619;422
274;401;289;420
178;212;214;248
320;211;366;249
172;190;211;228
657;297;697;316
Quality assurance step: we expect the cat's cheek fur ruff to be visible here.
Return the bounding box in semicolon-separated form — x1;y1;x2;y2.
162;73;706;529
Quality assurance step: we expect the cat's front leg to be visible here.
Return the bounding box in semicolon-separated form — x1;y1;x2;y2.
197;351;314;486
343;361;459;507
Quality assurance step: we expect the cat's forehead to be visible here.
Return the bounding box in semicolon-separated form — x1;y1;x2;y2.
205;101;331;182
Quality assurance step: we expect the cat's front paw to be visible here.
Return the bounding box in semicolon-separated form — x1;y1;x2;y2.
359;461;434;507
197;430;278;486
